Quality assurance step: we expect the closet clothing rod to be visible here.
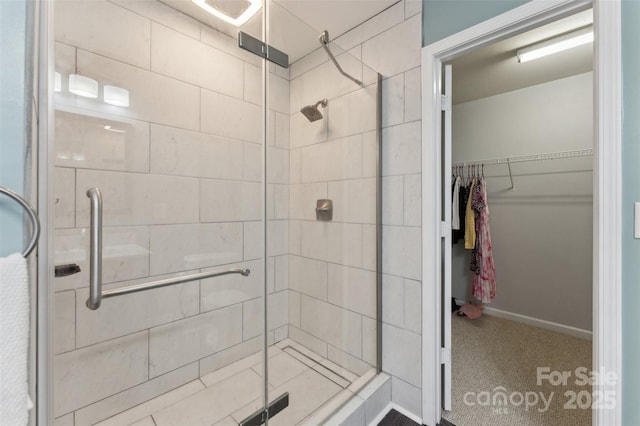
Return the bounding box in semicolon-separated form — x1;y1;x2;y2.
452;148;593;167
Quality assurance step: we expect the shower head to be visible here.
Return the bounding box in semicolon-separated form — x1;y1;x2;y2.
300;99;328;122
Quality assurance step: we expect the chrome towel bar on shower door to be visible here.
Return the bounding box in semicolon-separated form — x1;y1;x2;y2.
84;187;251;310
0;185;40;257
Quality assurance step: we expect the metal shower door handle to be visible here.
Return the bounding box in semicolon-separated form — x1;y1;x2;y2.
86;187;103;310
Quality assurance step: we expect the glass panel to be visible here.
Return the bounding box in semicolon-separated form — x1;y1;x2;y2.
51;0;382;423
52;0;266;423
265;1;381;423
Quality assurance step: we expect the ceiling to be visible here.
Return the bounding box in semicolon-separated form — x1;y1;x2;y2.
448;9;594;105
159;0;399;63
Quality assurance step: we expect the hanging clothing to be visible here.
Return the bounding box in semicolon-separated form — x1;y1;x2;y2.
469;179;484;274
452;176;461;230
472;178;497;303
452;183;468;244
464;178;476;249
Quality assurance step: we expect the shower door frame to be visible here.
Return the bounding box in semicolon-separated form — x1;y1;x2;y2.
35;0;276;423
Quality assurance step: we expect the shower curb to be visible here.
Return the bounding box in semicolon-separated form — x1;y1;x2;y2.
323;372;391;426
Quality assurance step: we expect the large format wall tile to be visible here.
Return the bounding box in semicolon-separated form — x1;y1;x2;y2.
201;89;261;143
328;178;377;224
54;167;75;229
290;109;328;149
200;180;262;222
300;295;362;358
55;331;149;416
290;183;327;221
76;50;200;130
54;226;150;291
75;281;199;347
150;124;243;180
327;85;377;140
149;305;243;377
149;223;243;275
55;110;150;173
76;169;199;227
151;23;243;99
55;0;151;69
382;121;421;176
289;255;328;301
111;0;201;40
382;225;421;280
200;259;263;312
299;134;363;183
328;264;376;318
361;14;421;77
300;222;362;268
54;291;75;354
381;324;421;387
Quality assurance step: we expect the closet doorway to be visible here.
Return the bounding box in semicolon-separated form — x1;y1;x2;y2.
443;8;594;425
421;0;622;425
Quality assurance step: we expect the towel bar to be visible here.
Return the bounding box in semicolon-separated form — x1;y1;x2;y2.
84;187;251;310
0;186;40;257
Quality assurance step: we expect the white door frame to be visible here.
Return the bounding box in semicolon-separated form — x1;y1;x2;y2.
420;1;622;425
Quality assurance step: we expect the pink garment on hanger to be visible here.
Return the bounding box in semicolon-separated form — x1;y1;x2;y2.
472;178;497;303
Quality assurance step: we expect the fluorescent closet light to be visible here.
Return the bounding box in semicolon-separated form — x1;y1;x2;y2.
69;74;98;98
192;0;262;26
104;85;130;107
517;26;593;63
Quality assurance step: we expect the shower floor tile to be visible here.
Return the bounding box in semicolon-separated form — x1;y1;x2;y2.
97;340;373;426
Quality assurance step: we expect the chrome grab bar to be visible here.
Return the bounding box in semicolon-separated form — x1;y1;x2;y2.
101;268;251;300
84;187;251;311
86;188;103;310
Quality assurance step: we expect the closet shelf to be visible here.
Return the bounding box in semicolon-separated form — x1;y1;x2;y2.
451;148;593;167
452;148;593;191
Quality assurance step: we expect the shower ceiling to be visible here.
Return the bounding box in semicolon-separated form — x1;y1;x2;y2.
159;0;399;62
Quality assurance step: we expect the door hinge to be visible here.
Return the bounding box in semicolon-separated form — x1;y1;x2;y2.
440;221;449;238
440;347;451;364
441;94;451;111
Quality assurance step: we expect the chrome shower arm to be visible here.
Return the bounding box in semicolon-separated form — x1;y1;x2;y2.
319;31;362;86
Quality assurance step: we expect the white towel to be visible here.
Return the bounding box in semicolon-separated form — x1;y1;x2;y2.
0;253;30;426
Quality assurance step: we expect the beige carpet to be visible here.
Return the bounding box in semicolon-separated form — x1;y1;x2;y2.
442;313;592;426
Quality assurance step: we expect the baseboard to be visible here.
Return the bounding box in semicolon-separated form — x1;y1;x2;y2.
365;402;423;426
389;403;423;425
367;402;394;426
481;306;592;341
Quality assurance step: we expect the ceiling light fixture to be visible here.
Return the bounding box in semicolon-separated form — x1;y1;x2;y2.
517;26;593;63
192;0;262;26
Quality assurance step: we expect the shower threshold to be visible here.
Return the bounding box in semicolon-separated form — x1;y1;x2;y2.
94;338;376;426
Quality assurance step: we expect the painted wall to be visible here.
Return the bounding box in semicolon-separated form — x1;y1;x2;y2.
451;72;593;332
0;0;28;257
423;0;528;45
621;0;640;423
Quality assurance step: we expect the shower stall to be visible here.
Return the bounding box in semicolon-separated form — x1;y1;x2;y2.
50;0;381;424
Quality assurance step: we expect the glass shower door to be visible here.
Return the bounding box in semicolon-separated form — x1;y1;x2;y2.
51;0;268;424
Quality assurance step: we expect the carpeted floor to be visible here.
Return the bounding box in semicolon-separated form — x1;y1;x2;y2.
442;314;592;426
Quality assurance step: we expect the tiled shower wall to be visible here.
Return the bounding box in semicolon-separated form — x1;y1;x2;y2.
52;1;290;424
287;43;380;375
